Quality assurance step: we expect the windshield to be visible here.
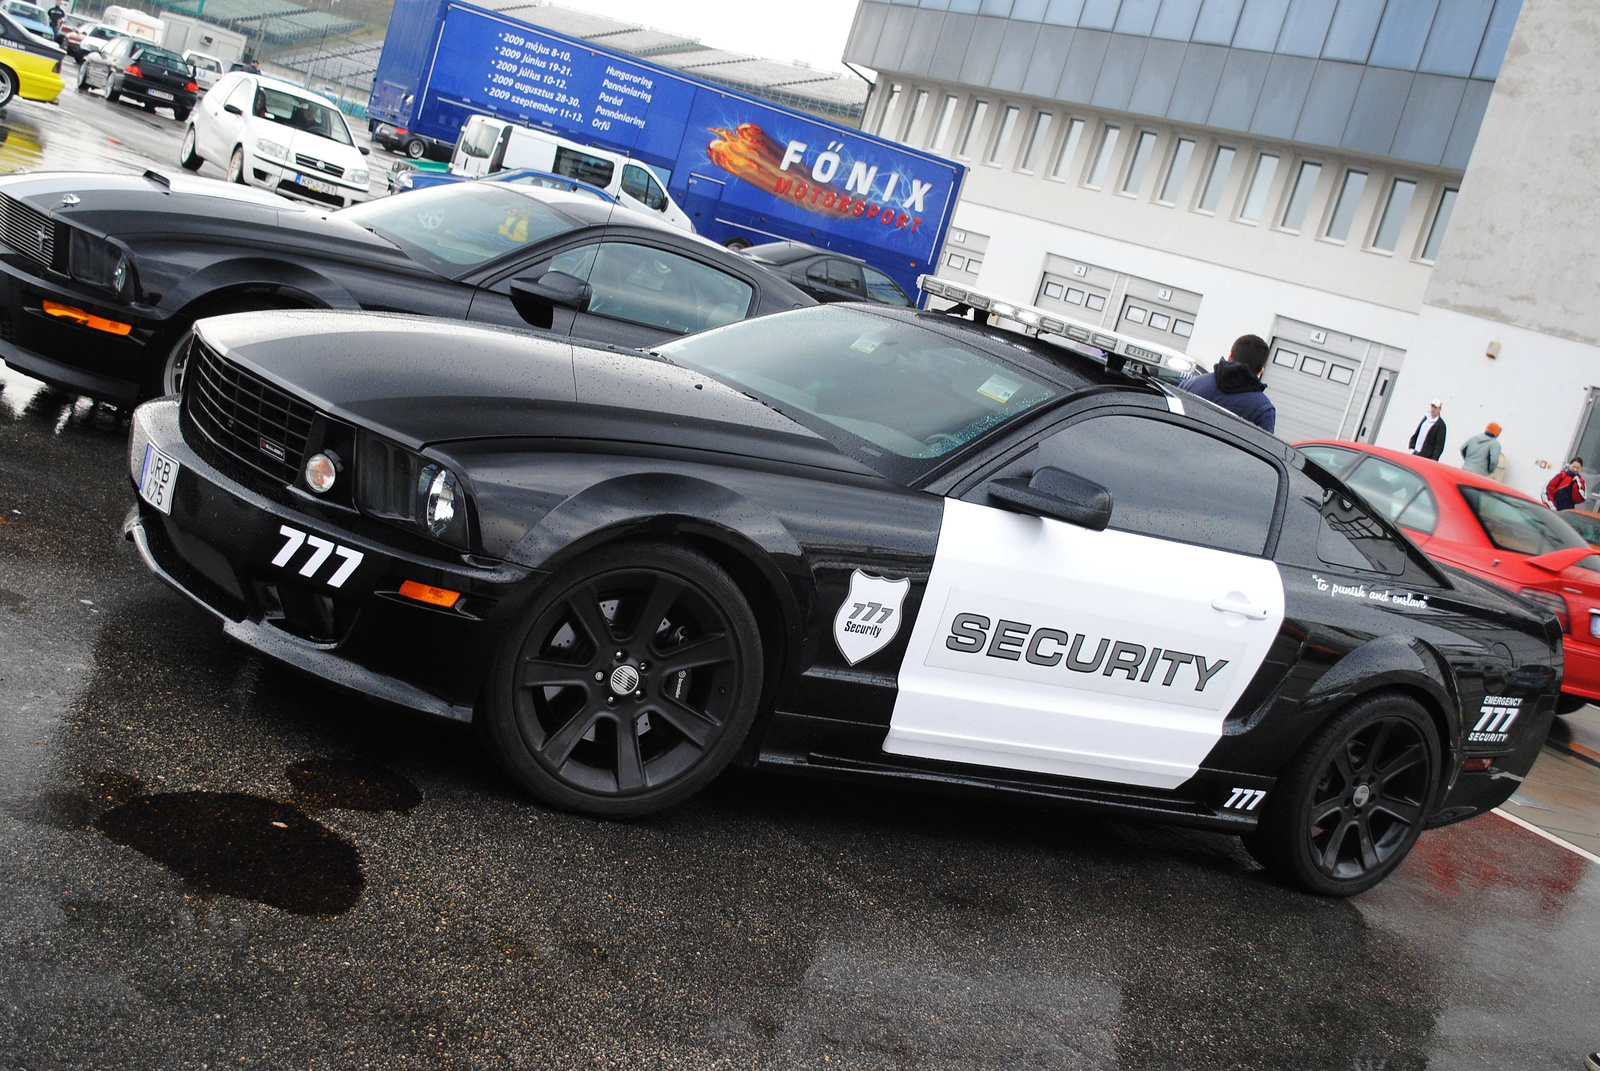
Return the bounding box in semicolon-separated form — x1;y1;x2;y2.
254;86;352;146
189;55;221;72
658;305;1060;481
1459;485;1600;570
459;118;501;159
134;46;188;72
339;183;582;274
88;26;123;38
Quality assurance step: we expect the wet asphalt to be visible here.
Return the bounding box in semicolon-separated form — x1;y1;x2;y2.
2;87;1599;1071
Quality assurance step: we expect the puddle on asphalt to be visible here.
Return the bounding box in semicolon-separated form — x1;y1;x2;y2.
287;758;423;814
97;790;366;916
0;112;45;172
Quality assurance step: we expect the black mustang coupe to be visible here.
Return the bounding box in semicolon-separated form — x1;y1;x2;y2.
124;294;1561;896
0;171;810;405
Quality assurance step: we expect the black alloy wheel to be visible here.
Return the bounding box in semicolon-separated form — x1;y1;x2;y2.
481;542;764;818
147;297;289;400
1247;691;1439;896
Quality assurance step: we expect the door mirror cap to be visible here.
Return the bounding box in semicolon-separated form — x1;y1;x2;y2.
223;102;242;114
988;466;1113;531
509;270;592;328
359;145;370;156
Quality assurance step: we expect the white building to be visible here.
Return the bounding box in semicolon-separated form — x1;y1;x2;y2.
844;0;1521;448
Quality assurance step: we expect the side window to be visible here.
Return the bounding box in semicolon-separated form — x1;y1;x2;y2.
621;164;666;211
1343;456;1437;534
863;266;912;306
225;78;252;113
1299;443;1359;476
548;242;754;334
1028;413;1281;555
553;146;615;188
1289;461;1410;575
807;259;866;296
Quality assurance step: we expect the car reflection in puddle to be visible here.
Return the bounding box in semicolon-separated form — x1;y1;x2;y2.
0;112;45;173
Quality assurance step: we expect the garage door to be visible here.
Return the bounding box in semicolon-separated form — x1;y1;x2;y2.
1263;341;1359;443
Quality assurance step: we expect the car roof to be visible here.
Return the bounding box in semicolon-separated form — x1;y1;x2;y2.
741;240;828;265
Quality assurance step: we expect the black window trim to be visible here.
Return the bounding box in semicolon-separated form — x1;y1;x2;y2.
943;399;1291;559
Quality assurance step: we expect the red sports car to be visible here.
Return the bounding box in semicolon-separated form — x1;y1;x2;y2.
1299;441;1600;711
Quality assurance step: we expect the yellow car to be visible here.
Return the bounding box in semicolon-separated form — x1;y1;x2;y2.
0;11;65;107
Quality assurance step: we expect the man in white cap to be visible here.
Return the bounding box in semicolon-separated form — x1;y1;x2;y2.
1408;399;1447;460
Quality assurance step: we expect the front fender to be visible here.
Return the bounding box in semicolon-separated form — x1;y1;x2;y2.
160;257;358;322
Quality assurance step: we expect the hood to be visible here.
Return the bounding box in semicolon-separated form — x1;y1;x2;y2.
281;127;367;172
1213;360;1267;395
193;311;867;475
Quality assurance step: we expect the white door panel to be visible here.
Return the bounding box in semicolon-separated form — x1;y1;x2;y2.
886;499;1285;789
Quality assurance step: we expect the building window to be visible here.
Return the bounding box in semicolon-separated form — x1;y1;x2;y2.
958;100;989;157
1300;355;1326;376
1051;118;1085;180
964;257;983;274
947;253;965;270
928;94;959;152
988;105;1020;165
901;88;929;142
1422;187;1458;261
1086;124;1121;187
878;84;903;137
1328;363;1355;385
1280;161;1321;231
1043;281;1064;298
1325;169;1368;241
1122;130;1158;194
1197;145;1235;212
1371;178;1416;252
1239;154;1279;222
1020;111;1053;172
1085;294;1106;311
1159;138;1195;203
1124;305;1148;323
1273;348;1298;368
1149;312;1170;330
1172;319;1193;337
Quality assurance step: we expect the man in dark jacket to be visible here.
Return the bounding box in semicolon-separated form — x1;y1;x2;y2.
1180;335;1275;433
1408;400;1447;460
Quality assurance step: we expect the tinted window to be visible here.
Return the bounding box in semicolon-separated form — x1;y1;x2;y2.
806;259;865;296
550;242;753;335
1560;510;1600;545
1033;414;1280;555
1315;487;1408;575
133;46;188;72
1299;443;1359;475
224;77;252;112
620;164;666;210
254;86;352;145
341;184;581;272
658;305;1060;478
863;266;912;306
1460;486;1600;566
1344;456;1437;534
553;146;614;187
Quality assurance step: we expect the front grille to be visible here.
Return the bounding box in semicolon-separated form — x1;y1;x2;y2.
0;193;56;269
294;154;345;178
278;180;343;207
184;340;314;485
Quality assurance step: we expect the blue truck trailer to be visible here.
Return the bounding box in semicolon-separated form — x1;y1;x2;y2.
368;0;964;300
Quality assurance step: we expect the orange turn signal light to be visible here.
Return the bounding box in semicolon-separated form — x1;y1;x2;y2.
42;301;132;336
399;580;460;608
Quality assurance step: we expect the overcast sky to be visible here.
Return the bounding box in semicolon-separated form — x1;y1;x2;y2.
555;0;866;74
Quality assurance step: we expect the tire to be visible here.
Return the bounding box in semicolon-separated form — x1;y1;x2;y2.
145;296;286;400
479;541;765;818
404;137;427;159
0;65;14;109
722;237;752;252
1245;691;1440;896
228;145;247;185
76;62;89;91
179;126;203;170
174;108;191;122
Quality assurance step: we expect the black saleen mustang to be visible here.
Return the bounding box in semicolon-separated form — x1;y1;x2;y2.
125;296;1562;896
0;171;809;406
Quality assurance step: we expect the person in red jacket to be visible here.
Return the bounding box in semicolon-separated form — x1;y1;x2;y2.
1543;457;1587;511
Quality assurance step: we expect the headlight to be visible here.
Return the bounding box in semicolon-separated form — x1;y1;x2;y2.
68;229;131;297
255;138;289;160
355;430;470;549
348;168;370;186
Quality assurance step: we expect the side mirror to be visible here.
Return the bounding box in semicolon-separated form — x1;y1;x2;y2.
988;466;1113;531
223;102;241;115
359;146;370;156
509;270;592;328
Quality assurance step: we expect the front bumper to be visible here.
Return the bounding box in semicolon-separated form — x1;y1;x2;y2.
0;254;161;404
127;397;542;720
245;151;370;208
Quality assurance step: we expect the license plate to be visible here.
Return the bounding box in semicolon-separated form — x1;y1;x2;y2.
294;174;337;195
148;89;173;100
138;443;179;515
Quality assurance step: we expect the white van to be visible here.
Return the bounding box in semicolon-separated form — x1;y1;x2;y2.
451;115;694;233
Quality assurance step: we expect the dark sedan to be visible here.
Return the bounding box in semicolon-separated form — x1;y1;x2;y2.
741;240;914;307
372;123;452;162
76;37;197;120
0;172;813;405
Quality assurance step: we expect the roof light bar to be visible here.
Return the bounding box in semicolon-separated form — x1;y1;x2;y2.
917;274;1196;375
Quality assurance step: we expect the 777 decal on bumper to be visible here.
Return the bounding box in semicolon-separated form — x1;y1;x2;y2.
1468;696;1522;744
272;525;364;588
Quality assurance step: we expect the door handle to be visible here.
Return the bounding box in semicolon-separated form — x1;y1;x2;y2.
1211;596;1269;620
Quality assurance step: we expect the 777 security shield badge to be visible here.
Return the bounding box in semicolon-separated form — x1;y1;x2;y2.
834;570;911;665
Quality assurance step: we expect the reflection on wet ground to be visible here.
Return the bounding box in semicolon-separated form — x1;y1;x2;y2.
1;357;1598;1067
